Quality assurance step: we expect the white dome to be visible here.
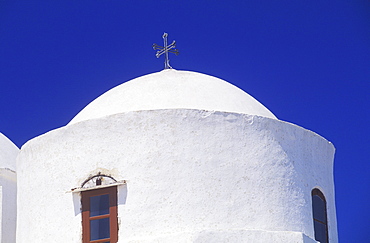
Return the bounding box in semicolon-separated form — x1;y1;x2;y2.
68;69;276;125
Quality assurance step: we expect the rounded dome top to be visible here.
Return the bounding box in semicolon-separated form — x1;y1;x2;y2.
68;69;276;125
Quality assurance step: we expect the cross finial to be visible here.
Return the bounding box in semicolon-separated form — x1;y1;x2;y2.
153;33;179;69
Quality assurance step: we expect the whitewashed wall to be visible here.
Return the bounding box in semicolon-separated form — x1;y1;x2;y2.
0;133;18;172
0;133;18;243
17;110;337;242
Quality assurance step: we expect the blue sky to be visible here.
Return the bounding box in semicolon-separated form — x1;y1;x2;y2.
0;1;369;241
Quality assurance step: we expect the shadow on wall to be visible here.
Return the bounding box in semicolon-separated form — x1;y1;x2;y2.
72;184;128;216
118;184;127;205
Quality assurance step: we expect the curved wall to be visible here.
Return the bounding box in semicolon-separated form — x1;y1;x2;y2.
0;133;18;243
0;133;18;171
17;109;337;242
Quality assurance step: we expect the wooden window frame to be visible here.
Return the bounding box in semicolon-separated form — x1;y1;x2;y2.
312;188;329;243
81;186;118;243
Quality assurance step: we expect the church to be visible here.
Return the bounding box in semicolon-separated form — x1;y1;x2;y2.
0;35;337;243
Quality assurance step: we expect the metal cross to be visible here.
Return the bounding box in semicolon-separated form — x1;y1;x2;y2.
153;33;179;69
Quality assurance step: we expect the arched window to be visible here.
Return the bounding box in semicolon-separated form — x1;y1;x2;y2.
82;187;118;243
81;173;118;243
312;188;329;243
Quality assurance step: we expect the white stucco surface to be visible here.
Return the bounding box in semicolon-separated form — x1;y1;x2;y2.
0;133;18;243
68;69;276;125
125;229;319;243
17;109;337;243
0;169;16;243
0;133;18;171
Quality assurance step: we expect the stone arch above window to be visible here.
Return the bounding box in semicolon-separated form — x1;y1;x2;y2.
81;172;117;189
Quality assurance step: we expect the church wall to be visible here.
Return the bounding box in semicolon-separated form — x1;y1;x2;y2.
127;229;319;243
16;109;336;243
0;133;18;172
0;169;17;243
0;133;18;243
